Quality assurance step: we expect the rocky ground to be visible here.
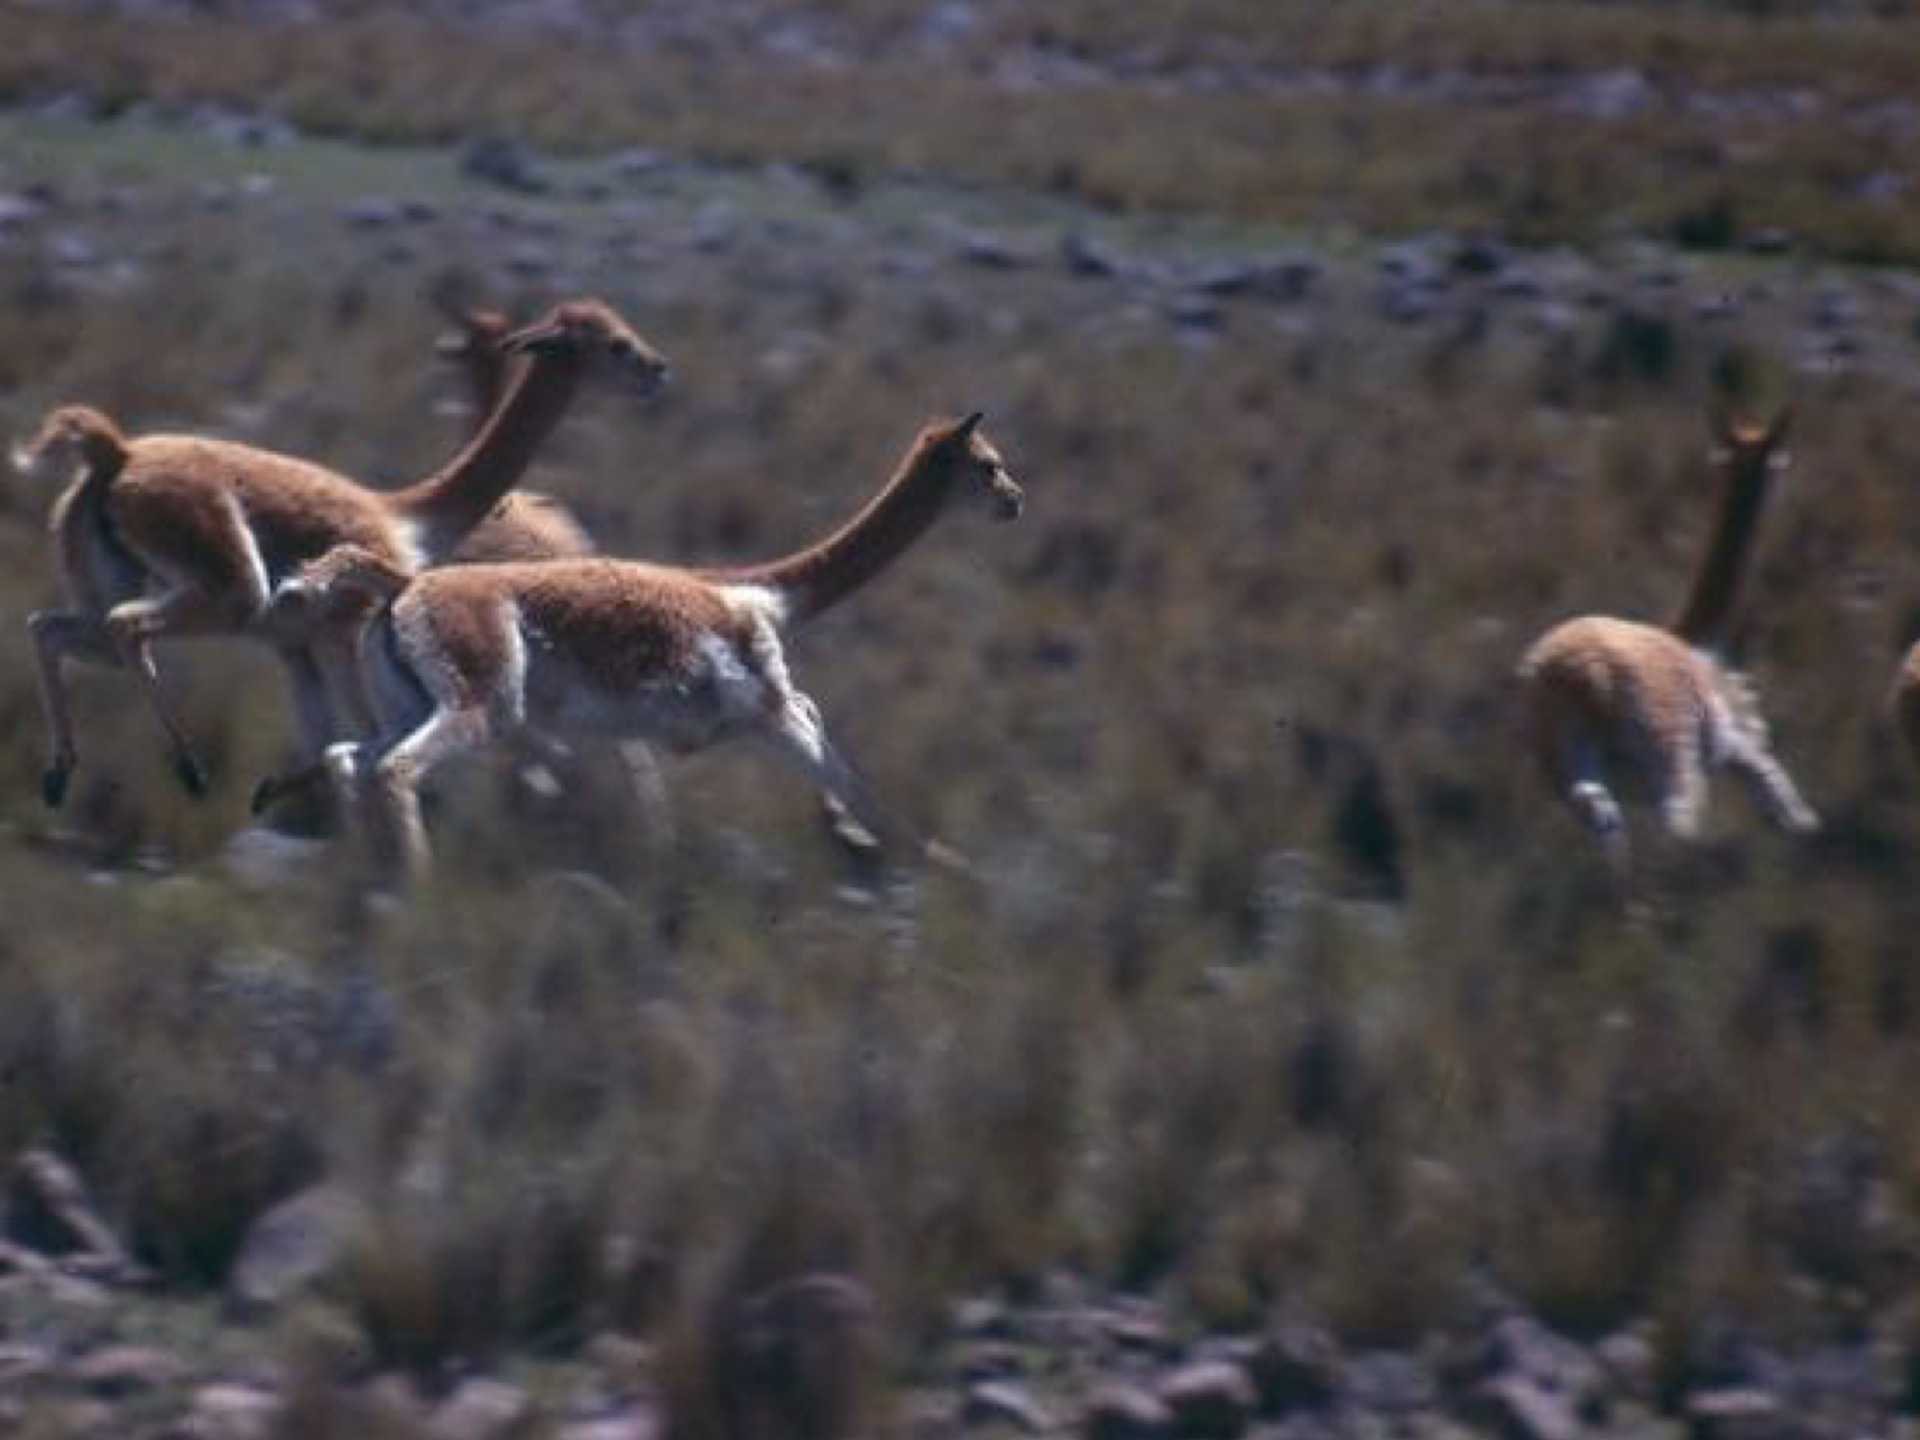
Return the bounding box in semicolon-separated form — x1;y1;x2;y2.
4;1145;1917;1439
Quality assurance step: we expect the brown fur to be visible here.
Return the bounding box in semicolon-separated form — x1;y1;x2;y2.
289;415;1022;881
24;298;665;804
434;306;595;564
1516;409;1814;866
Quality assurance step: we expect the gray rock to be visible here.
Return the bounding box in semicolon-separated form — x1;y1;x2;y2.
341;198;409;229
1248;1325;1341;1414
964;1380;1053;1434
1085;1383;1174;1440
1158;1360;1255;1438
1060;231;1119;278
1595;1329;1657;1400
432;1376;531;1440
183;1382;282;1440
0;1340;55;1388
1192;258;1318;303
227;1184;364;1314
462;135;551;194
556;1409;661;1440
1684;1387;1793;1440
72;1343;185;1398
1467;1374;1583;1440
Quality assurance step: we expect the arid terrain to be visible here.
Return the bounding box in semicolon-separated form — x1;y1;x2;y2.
2;3;1920;1437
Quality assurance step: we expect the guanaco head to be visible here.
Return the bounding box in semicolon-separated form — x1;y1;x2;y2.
1709;405;1793;486
499;299;670;398
267;543;411;634
12;404;128;478
927;411;1024;522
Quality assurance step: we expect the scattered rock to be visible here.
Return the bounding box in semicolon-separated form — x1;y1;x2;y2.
1157;1360;1255;1439
462;135;551;194
1084;1383;1173;1440
341;198;411;229
1685;1387;1792;1440
1467;1374;1583;1440
227;1184;364;1315
1060;231;1118;278
1248;1324;1341;1414
957;1339;1029;1382
957;233;1027;270
1192;258;1318;303
953;1296;1016;1340
0;191;44;229
964;1379;1054;1433
0;1340;55;1388
72;1343;185;1398
432;1376;531;1440
556;1408;661;1440
219;825;329;888
184;1382;282;1440
1595;1329;1657;1400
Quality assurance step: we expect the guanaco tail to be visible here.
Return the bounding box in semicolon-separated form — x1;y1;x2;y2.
1515;407;1817;870
265;412;1023;883
18;298;665;806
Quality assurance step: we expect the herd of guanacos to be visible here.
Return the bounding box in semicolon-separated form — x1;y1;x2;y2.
12;290;1912;889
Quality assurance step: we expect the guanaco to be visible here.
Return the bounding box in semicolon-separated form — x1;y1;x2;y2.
429;303;595;564
1516;408;1817;869
20;299;665;805
267;413;1023;882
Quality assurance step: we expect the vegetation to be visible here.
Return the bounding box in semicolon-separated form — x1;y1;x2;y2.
1;1;1919;1431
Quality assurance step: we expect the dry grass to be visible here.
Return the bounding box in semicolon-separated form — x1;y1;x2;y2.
0;0;1919;1412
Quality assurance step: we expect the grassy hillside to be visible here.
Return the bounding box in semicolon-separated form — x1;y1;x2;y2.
1;3;1920;1434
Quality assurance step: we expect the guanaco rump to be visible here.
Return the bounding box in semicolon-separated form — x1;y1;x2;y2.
19;299;665;806
266;412;1023;882
1516;408;1818;869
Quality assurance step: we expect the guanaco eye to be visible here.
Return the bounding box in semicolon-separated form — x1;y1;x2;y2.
609;336;636;359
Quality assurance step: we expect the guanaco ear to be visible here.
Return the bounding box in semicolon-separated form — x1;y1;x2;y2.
955;410;985;441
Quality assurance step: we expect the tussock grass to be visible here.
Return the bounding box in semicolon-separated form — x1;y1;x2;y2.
0;2;1919;1404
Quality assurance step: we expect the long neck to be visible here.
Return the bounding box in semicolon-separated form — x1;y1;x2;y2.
1671;450;1776;647
463;346;513;430
392;353;582;556
701;443;955;625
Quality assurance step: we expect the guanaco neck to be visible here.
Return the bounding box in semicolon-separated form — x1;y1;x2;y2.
392;351;583;554
1670;444;1778;648
459;319;515;426
75;426;131;490
701;436;959;625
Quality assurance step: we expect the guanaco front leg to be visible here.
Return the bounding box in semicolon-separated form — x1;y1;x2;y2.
27;608;118;807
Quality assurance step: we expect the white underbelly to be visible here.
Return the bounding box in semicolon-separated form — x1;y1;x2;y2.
522;636;772;753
